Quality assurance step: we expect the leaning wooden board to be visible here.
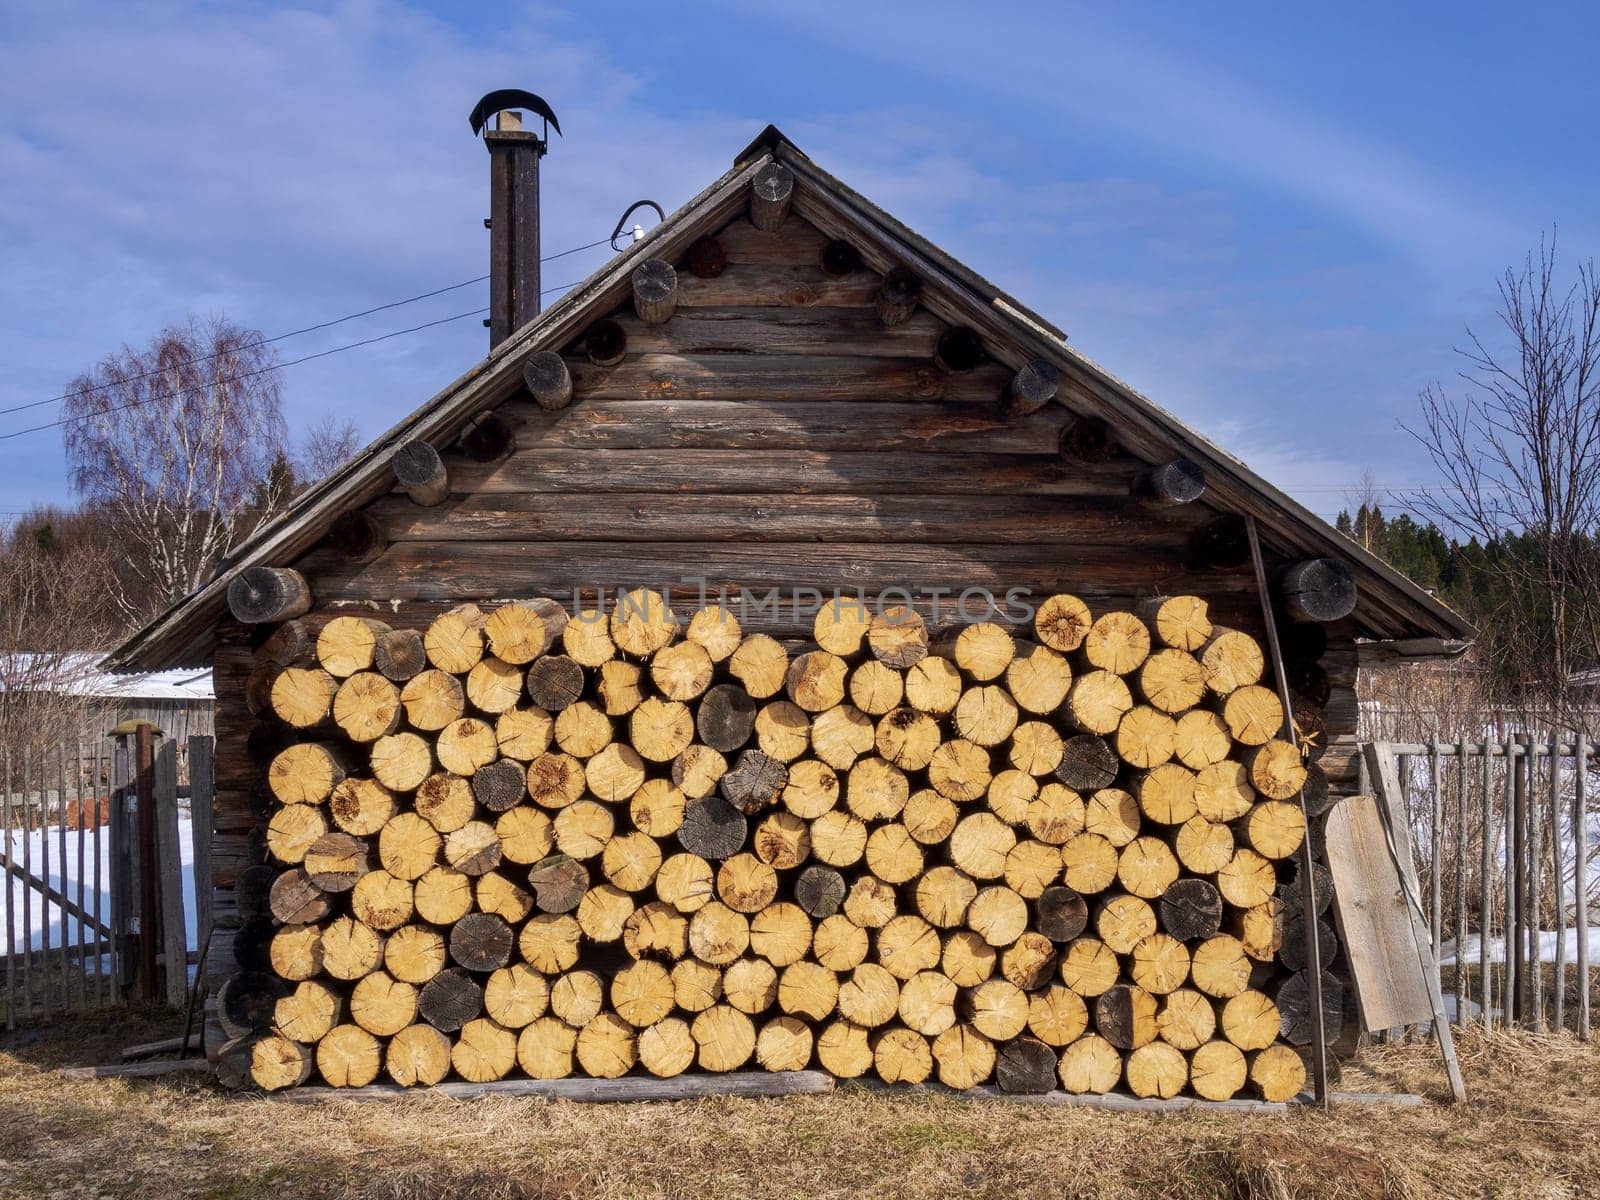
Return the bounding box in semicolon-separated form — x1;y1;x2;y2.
1322;794;1435;1031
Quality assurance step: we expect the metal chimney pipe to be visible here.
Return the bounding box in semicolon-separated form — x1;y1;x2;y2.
470;91;560;349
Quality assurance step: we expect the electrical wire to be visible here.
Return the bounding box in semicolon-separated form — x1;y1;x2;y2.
0;274;589;443
0;235;616;418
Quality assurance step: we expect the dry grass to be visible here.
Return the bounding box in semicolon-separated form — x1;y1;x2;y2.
1;1014;1595;1200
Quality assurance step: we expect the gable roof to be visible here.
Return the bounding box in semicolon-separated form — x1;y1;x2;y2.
104;126;1473;672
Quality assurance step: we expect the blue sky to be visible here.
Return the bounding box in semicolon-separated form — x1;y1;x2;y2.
2;0;1596;523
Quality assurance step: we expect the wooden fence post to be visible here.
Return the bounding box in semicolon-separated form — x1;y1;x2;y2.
135;724;158;1004
109;735;133;1003
189;737;214;959
1577;733;1591;1040
154;740;188;1009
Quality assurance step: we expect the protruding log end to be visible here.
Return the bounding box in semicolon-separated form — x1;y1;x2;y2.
876;266;922;326
522;351;574;411
228;567;312;626
632;258;679;324
460;411;517;460
1058;414;1116;463
1132;459;1206;507
684;237;727;279
1279;558;1358;623
1002;358;1059;417
933;326;986;374
327;510;386;565
584;319;628;367
393;440;448;506
818;239;860;277
749;162;795;232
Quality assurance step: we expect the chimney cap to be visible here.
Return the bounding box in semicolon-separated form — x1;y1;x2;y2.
469;89;561;138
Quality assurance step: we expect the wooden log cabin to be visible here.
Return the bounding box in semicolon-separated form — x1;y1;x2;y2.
104;120;1472;1086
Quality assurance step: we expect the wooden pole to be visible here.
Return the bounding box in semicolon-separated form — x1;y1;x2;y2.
1453;738;1466;1020
1429;736;1442;967
1530;735;1545;1030
136;724;158;1005
1549;729;1563;1032
1479;744;1492;1029
1243;516;1327;1106
3;748;13;1028
1576;732;1591;1040
1506;734;1521;1025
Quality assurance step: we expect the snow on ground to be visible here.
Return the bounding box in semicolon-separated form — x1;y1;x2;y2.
1439;928;1600;966
5;818;196;954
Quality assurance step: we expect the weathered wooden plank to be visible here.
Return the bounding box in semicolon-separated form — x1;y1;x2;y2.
154;741;188;1010
122;1033;203;1061
565;353;1012;404
1324;791;1437;1033
307;541;1256;602
846;1080;1291;1114
189;736;214;955
677;265;881;308
712;214;831;265
272;1070;836;1104
499;399;1065;453
369;492;1209;546
580;307;944;358
448;449;1125;496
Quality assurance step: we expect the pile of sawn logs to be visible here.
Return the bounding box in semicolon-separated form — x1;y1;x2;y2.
223;589;1339;1101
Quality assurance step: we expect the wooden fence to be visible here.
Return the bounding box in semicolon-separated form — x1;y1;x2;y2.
2;733;213;1027
1365;736;1594;1037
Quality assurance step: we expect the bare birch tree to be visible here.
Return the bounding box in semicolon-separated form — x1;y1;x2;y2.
297;415;364;483
1407;234;1600;735
0;513;121;755
60;317;289;621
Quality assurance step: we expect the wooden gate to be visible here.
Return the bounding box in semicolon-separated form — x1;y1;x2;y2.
3;732;213;1027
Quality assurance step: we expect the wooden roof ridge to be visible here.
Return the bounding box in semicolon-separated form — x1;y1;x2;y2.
103;127;1471;672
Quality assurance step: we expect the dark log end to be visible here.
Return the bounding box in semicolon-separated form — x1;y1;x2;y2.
933;327;986;374
1158;878;1223;941
684;237;727;279
795;864;847;918
526;654;585;711
749;163;795;231
227;567;312;625
1279;558;1358;623
818;239;861;277
1132;459;1206;506
393;440;448;506
677;794;749;861
522;351;574;411
1036;886;1089;942
449;912;514;973
632;259;679;324
876;266;922;326
1002;358;1060;417
419;968;484;1032
719;749;789;814
1057;414;1116;463
1054;734;1120;792
1288;659;1332;709
584;318;629;367
461;412;517;462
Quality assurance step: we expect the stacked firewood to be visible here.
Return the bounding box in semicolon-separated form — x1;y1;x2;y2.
220;589;1337;1101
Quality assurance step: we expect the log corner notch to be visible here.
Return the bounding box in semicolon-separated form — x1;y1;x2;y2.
460;410;518;461
228;566;311;625
392;440;448;507
876;266;922;327
327;510;386;566
522;350;574;411
632;259;679;325
1058;413;1116;463
1278;557;1358;623
1001;357;1060;418
1131;459;1206;507
749;162;795;232
933;327;986;375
